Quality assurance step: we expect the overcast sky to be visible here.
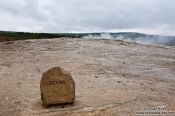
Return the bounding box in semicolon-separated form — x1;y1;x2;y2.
0;0;175;35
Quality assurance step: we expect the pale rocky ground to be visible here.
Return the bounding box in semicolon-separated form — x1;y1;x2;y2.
0;38;175;116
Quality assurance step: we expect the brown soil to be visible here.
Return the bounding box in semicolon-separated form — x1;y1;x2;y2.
0;38;175;116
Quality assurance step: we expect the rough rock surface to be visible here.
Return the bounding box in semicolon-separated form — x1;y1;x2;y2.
0;38;175;116
40;67;75;106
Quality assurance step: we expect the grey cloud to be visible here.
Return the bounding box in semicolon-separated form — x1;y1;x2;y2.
0;0;175;35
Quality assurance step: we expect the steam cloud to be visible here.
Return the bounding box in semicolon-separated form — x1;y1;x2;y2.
82;33;175;46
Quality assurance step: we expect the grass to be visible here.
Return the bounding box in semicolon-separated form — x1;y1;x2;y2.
0;31;87;42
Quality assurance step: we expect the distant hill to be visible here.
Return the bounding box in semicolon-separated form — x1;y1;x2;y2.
0;31;85;42
0;31;175;46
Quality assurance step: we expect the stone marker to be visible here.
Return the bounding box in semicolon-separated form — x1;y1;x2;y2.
40;67;75;106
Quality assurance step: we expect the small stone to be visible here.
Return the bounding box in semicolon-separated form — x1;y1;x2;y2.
17;82;21;85
95;75;99;78
117;81;121;83
151;88;155;91
40;67;75;106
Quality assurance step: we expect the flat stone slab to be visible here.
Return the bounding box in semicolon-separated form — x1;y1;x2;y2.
40;67;75;106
